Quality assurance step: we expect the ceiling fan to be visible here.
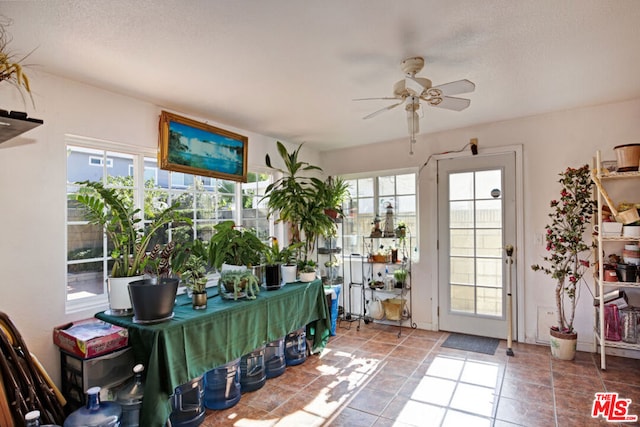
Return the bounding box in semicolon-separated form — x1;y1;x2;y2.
354;56;475;154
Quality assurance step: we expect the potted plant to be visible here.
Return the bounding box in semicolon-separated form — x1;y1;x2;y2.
298;259;317;282
75;181;191;316
208;220;266;271
262;237;302;289
263;142;322;243
323;254;340;284
395;221;407;239
0;18;35;106
393;268;408;289
181;255;209;309
318;176;350;220
218;270;260;300
531;164;596;360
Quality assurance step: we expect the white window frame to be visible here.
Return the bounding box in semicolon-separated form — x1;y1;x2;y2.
65;135;275;313
342;168;419;260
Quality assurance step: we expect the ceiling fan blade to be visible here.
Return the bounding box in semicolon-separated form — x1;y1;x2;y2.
353;97;401;101
425;96;471;111
363;101;405;119
430;79;475;96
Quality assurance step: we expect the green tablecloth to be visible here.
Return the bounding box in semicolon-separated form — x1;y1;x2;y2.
95;279;330;427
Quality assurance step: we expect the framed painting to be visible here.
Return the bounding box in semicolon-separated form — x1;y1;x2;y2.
158;111;248;182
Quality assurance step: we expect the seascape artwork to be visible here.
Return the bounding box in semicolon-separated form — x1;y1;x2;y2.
159;111;248;182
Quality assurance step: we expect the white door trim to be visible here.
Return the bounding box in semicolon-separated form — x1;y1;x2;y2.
424;144;524;341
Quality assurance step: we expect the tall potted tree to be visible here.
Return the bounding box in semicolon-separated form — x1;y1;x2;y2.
262;141;322;246
531;164;596;360
75;181;192;316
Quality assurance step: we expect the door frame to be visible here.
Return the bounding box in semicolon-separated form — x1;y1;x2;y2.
426;144;524;342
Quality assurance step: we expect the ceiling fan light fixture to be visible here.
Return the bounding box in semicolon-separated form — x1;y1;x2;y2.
354;56;475;155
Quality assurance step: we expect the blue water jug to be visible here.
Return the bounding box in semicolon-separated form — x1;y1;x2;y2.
63;386;122;427
169;376;205;427
285;327;307;366
240;345;266;392
203;359;241;410
264;337;286;379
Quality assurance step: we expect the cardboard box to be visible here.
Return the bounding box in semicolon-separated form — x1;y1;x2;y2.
53;318;128;359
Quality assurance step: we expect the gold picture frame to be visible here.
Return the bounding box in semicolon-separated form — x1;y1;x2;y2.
158;111;248;182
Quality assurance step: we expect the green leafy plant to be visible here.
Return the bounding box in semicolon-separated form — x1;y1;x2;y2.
318;176;350;219
263;237;303;265
297;259;317;273
531;165;596;334
393;268;408;285
208;221;266;270
262;141;338;258
219;270;260;300
181;255;209;294
74;181;192;277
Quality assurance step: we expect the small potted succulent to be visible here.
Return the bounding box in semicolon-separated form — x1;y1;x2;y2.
218;270;260;300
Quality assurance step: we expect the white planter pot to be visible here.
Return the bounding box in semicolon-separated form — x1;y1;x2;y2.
549;329;577;361
221;263;247;273
281;264;297;284
299;271;317;283
106;275;143;316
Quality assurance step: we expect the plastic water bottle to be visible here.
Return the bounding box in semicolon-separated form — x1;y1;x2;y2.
63;386;122;427
25;410;61;427
116;364;145;427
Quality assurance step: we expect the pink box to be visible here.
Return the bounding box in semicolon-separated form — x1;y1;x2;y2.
53;318;128;359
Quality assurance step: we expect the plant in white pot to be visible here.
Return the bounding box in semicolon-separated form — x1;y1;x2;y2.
531;164;596;360
75;181;192;316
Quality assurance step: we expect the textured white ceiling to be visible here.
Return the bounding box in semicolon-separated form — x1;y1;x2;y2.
3;0;640;151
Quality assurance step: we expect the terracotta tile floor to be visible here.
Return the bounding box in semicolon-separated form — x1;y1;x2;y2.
201;322;640;426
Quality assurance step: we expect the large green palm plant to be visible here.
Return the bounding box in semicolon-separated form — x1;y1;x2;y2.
75;181;192;277
262;141;322;245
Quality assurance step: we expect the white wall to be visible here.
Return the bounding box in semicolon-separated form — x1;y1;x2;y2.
322;97;640;352
2;70;639;390
0;72;314;387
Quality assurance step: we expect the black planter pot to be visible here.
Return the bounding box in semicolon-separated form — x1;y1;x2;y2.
265;264;281;290
128;278;179;323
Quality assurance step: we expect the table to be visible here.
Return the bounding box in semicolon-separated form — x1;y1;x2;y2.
96;279;330;427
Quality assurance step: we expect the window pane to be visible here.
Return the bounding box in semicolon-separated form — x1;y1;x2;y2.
451;284;474;313
449;172;474;200
106;151;134;181
476;200;502;228
476;257;501;287
358;178;374;197
477;287;502;317
68;146;105;183
67;262;105;299
378;175;395;196
396;174;415;195
358;198;374;214
476;229;502;257
396;195;415;214
450;257;474;285
475;170;501;200
68;224;103;259
450;229;474;257
450;201;474;228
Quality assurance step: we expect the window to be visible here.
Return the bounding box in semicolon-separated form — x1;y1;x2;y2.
66;138;273;311
88;155;113;167
343;171;418;258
